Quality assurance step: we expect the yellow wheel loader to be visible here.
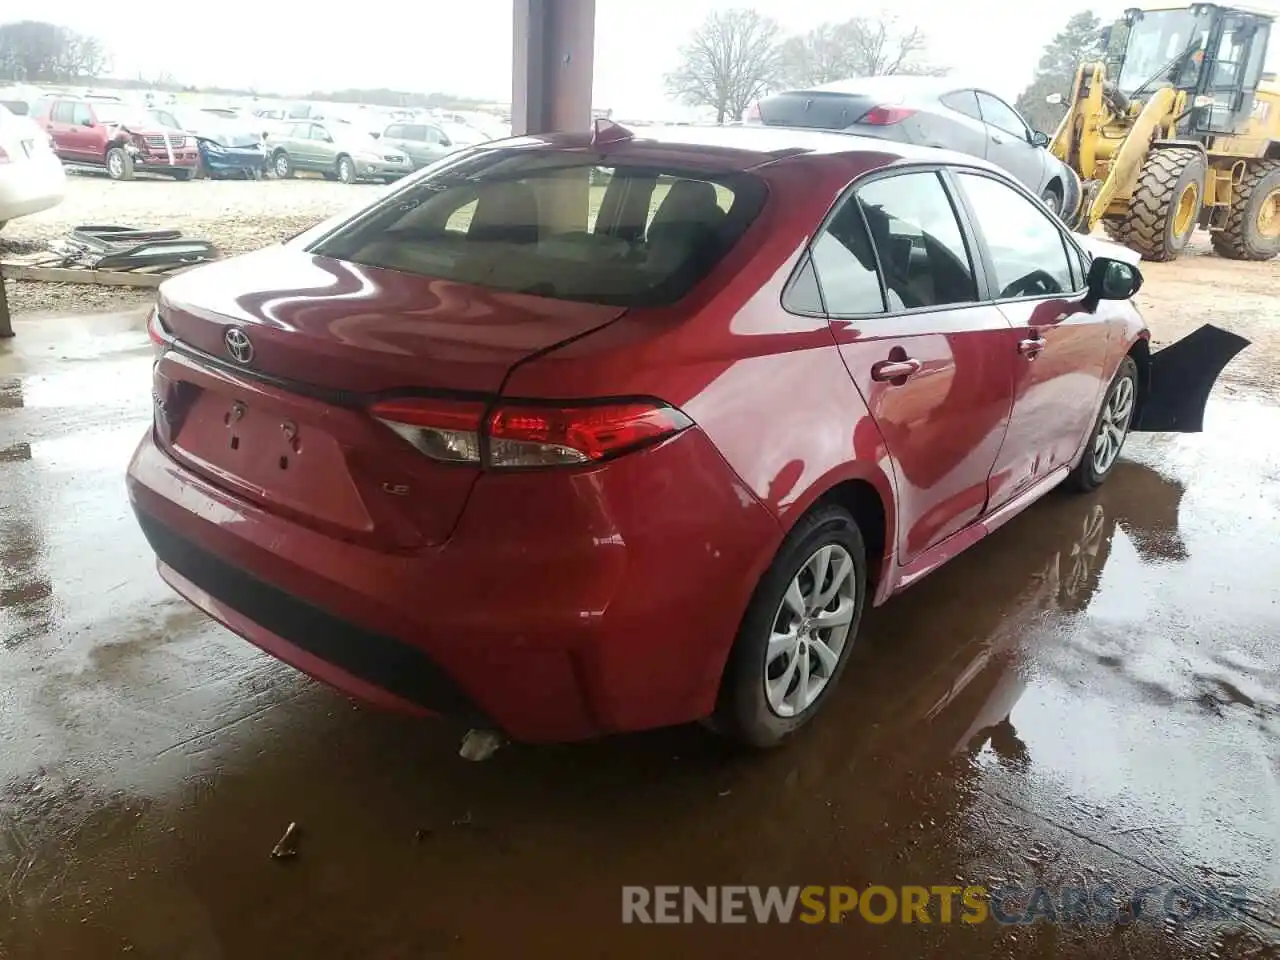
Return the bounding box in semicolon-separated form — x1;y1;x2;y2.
1052;2;1280;261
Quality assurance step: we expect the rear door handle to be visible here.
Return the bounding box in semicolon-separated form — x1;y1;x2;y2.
1018;337;1046;358
871;358;923;382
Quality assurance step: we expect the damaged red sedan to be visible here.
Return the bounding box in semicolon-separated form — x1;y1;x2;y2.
128;124;1246;746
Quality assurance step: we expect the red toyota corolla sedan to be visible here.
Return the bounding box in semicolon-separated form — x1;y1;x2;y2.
127;124;1246;747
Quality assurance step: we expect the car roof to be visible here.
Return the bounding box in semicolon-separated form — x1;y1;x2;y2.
518;124;1004;176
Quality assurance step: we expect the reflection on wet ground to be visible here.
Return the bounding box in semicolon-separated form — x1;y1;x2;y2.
2;310;1279;959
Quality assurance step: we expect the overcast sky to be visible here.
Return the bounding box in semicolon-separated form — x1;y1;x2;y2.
0;0;1207;114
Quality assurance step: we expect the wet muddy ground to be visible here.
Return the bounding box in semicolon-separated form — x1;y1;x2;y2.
2;276;1280;958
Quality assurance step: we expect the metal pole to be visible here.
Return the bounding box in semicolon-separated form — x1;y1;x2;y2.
0;275;13;338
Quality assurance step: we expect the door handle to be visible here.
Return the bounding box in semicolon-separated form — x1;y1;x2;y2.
1018;337;1046;358
871;358;923;382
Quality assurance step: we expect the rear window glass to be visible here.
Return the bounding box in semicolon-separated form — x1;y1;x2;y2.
310;150;767;307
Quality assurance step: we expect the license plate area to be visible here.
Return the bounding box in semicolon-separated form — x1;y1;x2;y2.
173;392;373;532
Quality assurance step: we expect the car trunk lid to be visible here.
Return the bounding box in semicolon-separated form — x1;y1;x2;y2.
152;246;627;547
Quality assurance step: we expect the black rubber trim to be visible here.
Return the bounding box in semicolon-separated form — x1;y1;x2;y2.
134;508;492;725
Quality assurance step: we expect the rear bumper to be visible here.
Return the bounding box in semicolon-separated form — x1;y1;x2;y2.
0;156;66;220
126;426;780;742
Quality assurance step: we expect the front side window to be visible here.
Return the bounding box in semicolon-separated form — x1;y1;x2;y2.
311;151;766;307
384;124;404;140
71;102;92;126
855;171;978;310
976;93;1029;139
956;172;1076;298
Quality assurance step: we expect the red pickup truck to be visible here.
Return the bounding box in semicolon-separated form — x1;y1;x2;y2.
36;96;198;181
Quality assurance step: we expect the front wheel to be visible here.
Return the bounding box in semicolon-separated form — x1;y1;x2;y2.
337;156;356;184
171;169;191;181
106;146;134;181
273;151;294;179
1066;356;1138;492
714;505;867;748
1041;185;1062;217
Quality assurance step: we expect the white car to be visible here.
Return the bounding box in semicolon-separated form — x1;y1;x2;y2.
0;103;65;231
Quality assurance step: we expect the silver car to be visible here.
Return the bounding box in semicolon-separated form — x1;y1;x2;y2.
377;121;454;171
267;120;412;184
750;76;1081;221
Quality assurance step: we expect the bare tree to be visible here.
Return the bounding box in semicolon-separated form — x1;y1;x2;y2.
665;8;784;124
0;20;110;82
779;14;945;88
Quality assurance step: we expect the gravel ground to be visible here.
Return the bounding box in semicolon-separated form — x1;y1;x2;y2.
1;171;382;315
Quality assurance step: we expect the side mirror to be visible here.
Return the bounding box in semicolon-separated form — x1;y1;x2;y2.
1087;256;1143;306
1045;93;1064;106
81;117;94;127
1031;130;1051;148
371;131;381;139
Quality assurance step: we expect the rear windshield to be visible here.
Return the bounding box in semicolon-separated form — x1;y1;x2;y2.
759;91;876;129
310;150;767;307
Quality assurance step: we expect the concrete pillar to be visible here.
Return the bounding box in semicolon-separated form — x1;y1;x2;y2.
511;0;596;136
0;277;12;338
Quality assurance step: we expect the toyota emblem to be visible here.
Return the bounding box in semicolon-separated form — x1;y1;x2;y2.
224;327;254;364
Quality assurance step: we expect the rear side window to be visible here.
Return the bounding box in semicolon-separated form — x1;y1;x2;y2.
955;172;1076;298
808;196;885;315
71;103;92;126
311;151;767;307
855;171;978;310
940;90;981;120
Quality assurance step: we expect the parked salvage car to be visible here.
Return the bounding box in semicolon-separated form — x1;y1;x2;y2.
377;120;455;170
149;108;267;179
36;97;197;181
0;102;66;230
129;125;1246;748
747;76;1082;220
267;120;412;183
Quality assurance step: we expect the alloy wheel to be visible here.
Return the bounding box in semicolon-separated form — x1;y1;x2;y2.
764;543;858;717
1092;374;1135;475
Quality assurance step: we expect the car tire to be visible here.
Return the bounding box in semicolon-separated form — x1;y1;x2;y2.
171;169;192;181
1041;184;1062;217
1066;356;1138;492
713;504;868;748
273;151;294;179
106;146;134;181
337;156;356;184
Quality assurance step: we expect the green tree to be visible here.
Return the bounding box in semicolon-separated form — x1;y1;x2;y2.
665;8;784;123
1016;10;1104;134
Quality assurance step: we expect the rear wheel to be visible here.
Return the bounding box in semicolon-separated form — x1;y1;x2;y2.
106;146;134;181
714;505;867;748
1111;148;1205;262
1211;160;1280;262
273;151;294;179
337;155;356;184
1066;356;1138;492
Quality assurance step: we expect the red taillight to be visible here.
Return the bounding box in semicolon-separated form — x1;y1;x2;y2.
743;101;762;124
370;397;486;464
858;105;916;125
369;398;692;468
146;306;170;356
488;402;692;467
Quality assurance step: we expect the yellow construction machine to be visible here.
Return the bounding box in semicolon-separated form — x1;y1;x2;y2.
1052;2;1280;261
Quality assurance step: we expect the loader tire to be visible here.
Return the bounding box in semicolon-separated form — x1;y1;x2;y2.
1210;160;1280;262
1111;147;1205;262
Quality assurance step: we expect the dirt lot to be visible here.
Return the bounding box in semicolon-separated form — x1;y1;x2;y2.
3;173;1279;389
1;172;381;315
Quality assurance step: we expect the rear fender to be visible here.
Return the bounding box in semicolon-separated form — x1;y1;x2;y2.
1132;324;1250;433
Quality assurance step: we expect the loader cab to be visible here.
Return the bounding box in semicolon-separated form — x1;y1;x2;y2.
1110;4;1273;136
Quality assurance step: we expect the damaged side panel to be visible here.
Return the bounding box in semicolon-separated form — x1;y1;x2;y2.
1133;324;1251;433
